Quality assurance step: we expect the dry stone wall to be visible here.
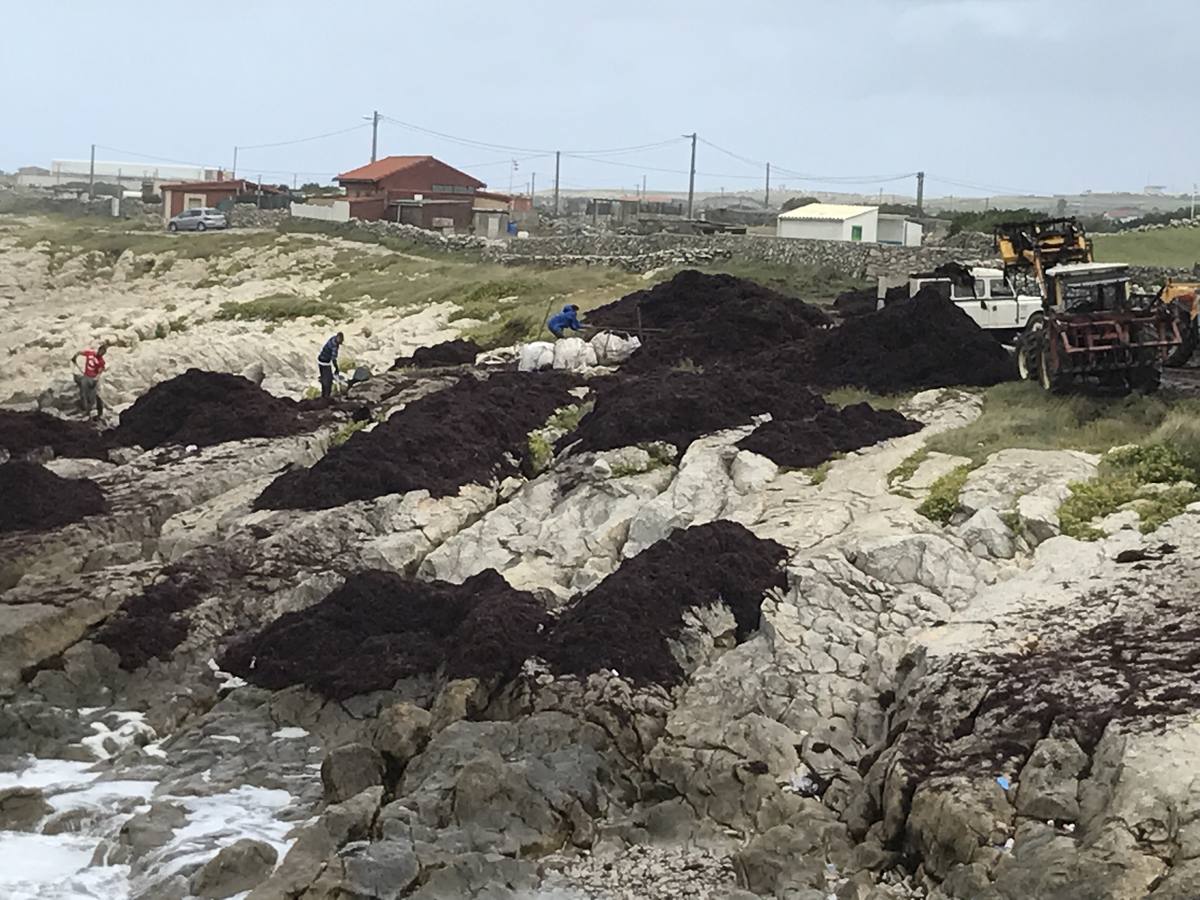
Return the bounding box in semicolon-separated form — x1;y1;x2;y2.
483;233;998;278
227;206;289;228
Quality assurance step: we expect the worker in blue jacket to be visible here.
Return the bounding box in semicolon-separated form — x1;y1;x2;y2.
547;304;586;338
317;332;344;399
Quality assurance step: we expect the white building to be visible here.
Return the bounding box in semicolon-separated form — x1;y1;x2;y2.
776;203;921;246
877;213;923;247
776;203;878;242
16;160;224;191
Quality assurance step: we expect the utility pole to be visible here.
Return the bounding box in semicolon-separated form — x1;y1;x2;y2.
370;110;380;163
530;172;536;207
765;162;770;209
1192;183;1197;219
88;144;96;199
685;132;697;220
232;146;238;180
916;171;925;215
553;151;561;214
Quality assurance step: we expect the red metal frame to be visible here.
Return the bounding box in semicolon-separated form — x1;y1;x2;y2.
1046;310;1183;375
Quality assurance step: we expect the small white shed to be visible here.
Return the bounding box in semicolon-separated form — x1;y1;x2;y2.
878;213;923;247
776;203;878;243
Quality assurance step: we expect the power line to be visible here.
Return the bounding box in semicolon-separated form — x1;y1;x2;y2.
925;173;1038;196
237;123;370;151
697;137;764;168
380;115;685;158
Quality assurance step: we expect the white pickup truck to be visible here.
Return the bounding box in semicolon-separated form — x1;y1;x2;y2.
878;266;1043;344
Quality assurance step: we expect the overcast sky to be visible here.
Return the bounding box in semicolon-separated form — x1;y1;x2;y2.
4;0;1194;199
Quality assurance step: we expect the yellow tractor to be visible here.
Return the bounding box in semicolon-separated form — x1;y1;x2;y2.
1159;278;1200;366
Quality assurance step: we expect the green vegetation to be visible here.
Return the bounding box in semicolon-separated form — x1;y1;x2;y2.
609;442;677;478
824;387;911;411
317;250;643;348
887;448;929;487
215;293;341;322
331;418;372;447
805;458;836;485
682;260;868;307
527;402;594;475
1059;445;1200;539
926;382;1200;466
1093;228;1200;268
15;215;282;262
922;382;1200;536
945;207;1042;237
917;465;972;524
280;216;465;261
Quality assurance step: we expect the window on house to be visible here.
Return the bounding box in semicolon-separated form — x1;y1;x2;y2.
850;225;863;241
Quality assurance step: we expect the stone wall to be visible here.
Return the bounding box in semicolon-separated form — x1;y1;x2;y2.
228;206;290;228
280;215;488;253
482;232;999;278
0;191;116;218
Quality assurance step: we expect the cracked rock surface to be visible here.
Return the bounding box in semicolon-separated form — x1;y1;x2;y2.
3;361;1198;900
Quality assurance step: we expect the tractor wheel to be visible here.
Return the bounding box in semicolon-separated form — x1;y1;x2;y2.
1016;314;1044;381
1166;316;1198;367
1038;343;1067;393
1129;366;1162;394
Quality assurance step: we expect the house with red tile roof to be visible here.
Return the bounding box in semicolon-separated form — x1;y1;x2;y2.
335;156;486;229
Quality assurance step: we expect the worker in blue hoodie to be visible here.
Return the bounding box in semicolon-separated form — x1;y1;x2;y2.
547;304;586;339
317;332;344;399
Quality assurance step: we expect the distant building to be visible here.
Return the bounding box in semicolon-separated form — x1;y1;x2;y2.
776;203;921;246
877;213;923;247
777;203;878;242
17;160;225;191
159;179;284;223
335;155;485;230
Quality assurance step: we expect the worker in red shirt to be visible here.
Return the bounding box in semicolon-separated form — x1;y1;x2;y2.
72;343;108;418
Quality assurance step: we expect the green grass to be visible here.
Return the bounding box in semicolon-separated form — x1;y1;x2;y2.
331;418;372;447
280;216;465;261
214;293;341;322
926;382;1200;466
1093;228;1200;268
887;448;929;487
318;250;643;348
527;401;594;475
923;382;1200;536
804;458;837;485
680;260;869;306
15;215;283;263
824;387;911;411
1059;444;1200;539
917;465;973;524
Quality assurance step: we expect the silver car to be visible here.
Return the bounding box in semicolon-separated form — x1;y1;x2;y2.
167;207;228;232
